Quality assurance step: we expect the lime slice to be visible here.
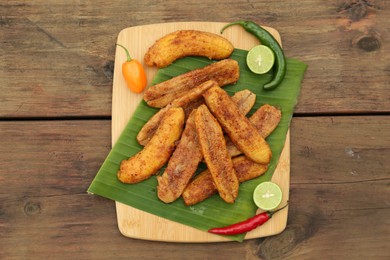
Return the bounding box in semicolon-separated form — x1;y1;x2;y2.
253;181;282;211
246;45;275;74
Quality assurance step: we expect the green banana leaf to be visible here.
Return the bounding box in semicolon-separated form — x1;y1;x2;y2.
88;49;307;242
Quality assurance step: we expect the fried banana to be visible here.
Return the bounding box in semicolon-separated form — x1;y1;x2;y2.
137;80;218;146
230;89;256;115
169;80;218;108
251;104;282;137
144;30;234;68
136;106;170;147
117;107;185;184
155;90;256;201
233;155;268;182
195;104;239;204
143;59;239;108
182;155;268;206
157;110;203;203
137;87;256;146
183;104;281;205
182;98;205;119
181;169;215;206
227;104;282;157
203;86;272;164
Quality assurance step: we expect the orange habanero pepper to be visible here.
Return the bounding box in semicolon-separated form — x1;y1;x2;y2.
116;43;147;93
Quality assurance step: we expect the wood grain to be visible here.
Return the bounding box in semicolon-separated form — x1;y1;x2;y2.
112;21;288;242
0;0;389;118
1;0;389;258
1;117;388;258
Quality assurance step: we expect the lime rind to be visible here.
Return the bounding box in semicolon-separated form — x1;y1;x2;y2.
253;181;282;211
246;45;275;75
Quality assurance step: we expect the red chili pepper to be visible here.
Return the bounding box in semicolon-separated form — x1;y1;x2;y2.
208;203;288;235
116;43;147;93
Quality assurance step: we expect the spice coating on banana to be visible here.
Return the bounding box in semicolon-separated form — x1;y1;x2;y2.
182;156;268;206
117;107;185;184
203;86;272;164
143;59;239;108
195;104;239;204
144;30;234;68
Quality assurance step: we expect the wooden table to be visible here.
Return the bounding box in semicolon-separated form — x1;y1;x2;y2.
1;1;389;259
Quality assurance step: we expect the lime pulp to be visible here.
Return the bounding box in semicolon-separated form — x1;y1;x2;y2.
246;45;275;74
253;181;282;211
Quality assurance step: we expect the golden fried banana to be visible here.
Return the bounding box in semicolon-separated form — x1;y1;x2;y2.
230;89;256;115
185;89;256;118
170;80;217;108
233;155;268;182
195;104;239;204
137;80;218;146
136;106;171;146
157;111;203;203
138;87;255;146
182;155;268;206
117;107;185;184
227;104;282;157
144;30;234;68
203;86;272;164
181;169;215;206
183;104;280;205
250;104;282;138
182;98;205;119
144;59;239;108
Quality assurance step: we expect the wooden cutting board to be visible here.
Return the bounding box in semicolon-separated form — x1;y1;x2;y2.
112;22;289;242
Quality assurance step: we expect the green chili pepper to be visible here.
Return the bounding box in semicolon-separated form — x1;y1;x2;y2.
221;21;287;90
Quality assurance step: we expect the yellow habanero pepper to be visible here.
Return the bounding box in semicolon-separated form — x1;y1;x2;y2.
116;43;147;93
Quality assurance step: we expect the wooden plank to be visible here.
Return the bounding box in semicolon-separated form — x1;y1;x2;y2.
253;184;389;259
0;0;389;118
0;194;253;259
0;120;111;197
0;116;389;258
111;21;288;242
290;116;390;184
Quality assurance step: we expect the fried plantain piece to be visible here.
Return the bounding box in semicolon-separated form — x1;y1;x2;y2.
233;155;268;182
169;80;218;108
182;97;205;119
181;169;215;206
157;110;203;203
182;155;268;206
143;59;239;108
144;30;234;68
137;80;218;146
195;104;239;204
230;89;256;115
203;86;272;164
117;107;185;184
227;104;282;157
184;89;256;119
250;104;282;138
136;106;171;147
137;87;256;146
183;104;281;206
155;89;257;202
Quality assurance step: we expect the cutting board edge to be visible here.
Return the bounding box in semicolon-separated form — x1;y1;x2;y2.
112;21;289;243
114;131;290;243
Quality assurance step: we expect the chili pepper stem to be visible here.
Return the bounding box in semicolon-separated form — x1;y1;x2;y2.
220;21;246;34
268;202;289;217
116;43;132;62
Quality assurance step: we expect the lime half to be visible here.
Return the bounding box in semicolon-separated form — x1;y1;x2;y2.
253;181;282;211
246;45;275;74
